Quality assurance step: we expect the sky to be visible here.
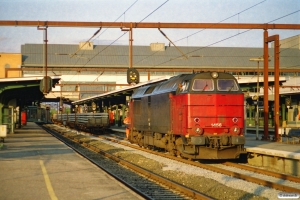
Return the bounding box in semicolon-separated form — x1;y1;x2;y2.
0;0;299;53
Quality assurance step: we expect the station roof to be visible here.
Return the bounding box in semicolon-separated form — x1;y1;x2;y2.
21;43;300;70
72;74;290;106
72;76;169;105
0;76;60;106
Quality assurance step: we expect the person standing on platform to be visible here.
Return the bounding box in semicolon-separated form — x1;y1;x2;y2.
123;112;131;138
109;110;115;126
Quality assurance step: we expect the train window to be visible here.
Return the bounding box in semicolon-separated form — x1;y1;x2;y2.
192;79;214;91
144;86;156;94
217;79;239;91
179;80;190;93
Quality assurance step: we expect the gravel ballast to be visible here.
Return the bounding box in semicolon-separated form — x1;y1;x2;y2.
56;128;284;200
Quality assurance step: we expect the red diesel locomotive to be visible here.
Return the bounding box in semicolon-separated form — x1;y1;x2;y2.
128;72;246;159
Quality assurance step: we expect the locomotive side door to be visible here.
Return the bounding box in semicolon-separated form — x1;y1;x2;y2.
171;95;184;134
147;96;151;130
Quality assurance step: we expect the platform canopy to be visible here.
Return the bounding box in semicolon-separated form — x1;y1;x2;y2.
0;76;60;106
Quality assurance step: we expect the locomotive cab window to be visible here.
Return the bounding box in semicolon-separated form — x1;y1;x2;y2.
217;79;239;91
179;80;190;93
192;79;214;91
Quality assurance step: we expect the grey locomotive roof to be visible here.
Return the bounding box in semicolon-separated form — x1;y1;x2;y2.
72;76;169;104
132;74;185;98
132;72;241;98
21;43;300;69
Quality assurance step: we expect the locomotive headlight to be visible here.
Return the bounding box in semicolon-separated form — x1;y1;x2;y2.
195;127;203;134
211;72;219;78
230;126;241;135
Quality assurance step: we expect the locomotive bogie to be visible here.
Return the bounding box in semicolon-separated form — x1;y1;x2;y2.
128;130;245;159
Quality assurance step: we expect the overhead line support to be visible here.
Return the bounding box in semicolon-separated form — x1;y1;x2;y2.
0;21;300;30
158;28;188;60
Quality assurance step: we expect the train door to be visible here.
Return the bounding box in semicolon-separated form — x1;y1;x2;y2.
148;96;151;129
172;95;184;134
180;97;189;135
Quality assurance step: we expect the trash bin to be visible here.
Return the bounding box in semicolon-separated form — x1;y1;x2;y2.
0;125;7;142
21;111;27;125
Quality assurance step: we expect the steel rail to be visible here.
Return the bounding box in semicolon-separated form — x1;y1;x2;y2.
44;124;212;200
100;134;300;194
47;123;300;194
40;125;153;200
222;162;300;184
0;20;300;30
85;142;212;200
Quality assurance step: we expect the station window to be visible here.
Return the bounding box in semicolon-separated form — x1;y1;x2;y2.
192;79;214;91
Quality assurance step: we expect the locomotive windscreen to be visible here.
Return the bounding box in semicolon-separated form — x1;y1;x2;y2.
217;79;239;91
192;79;214;91
191;77;240;92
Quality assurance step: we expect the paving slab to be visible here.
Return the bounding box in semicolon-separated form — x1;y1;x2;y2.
0;122;142;200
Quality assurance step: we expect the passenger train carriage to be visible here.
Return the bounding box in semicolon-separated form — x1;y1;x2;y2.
128;72;246;159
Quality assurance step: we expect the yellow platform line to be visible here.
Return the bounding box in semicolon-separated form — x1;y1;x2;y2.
39;160;58;200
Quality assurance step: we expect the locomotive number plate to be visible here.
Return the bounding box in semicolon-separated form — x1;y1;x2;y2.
211;123;222;127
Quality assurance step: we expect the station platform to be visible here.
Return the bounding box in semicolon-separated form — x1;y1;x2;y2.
0;122;142;200
243;133;300;176
244;133;300;159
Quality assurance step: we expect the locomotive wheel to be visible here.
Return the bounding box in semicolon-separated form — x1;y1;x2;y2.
137;138;143;147
175;137;185;158
166;142;177;156
137;133;144;147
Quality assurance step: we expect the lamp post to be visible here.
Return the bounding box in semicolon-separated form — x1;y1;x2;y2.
250;57;264;140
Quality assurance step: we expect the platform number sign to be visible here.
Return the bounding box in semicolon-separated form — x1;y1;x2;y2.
127;68;139;85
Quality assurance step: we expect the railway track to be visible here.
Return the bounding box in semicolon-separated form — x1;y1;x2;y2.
45;123;300;199
41;124;212;200
104;132;300;194
102;129;300;193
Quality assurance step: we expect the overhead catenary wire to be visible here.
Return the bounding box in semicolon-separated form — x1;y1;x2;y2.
105;0;171;84
151;9;300;69
278;37;300;53
58;3;299;85
70;28;102;58
90;0;170;83
174;0;267;44
65;0;169;85
134;0;267;66
139;0;169;23
91;0;171;85
158;28;188;59
92;0;139;40
65;0;140;82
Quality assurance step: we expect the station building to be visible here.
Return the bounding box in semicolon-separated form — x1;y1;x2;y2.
0;53;22;78
0;34;300;132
